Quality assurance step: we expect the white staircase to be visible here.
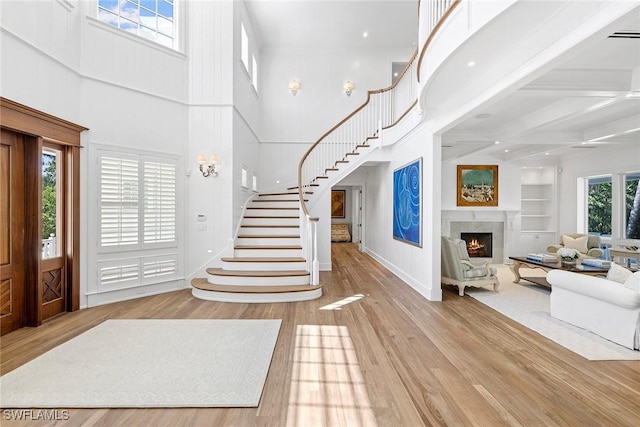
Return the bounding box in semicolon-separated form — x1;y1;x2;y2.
191;192;322;303
191;38;423;303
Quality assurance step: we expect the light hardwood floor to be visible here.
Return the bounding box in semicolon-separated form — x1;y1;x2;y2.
1;243;639;426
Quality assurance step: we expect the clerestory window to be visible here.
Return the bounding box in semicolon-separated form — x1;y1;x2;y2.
98;0;176;49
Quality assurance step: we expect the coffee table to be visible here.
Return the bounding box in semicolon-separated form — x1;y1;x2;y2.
509;256;609;287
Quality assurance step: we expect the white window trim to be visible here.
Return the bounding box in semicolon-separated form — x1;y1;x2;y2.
95;147;182;254
252;54;258;93
578;170;640;244
88;0;184;55
241;22;250;74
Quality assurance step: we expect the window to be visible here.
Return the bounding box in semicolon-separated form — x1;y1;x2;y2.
98;0;176;49
241;23;249;73
587;175;612;237
252;54;258;92
42;146;63;259
99;153;176;250
625;172;640;239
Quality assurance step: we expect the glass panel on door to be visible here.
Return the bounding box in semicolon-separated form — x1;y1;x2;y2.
42;147;62;259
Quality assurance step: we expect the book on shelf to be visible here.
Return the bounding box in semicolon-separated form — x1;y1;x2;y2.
526;253;557;262
581;258;611;268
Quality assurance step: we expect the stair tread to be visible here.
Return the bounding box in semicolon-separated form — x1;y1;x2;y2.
191;278;321;294
247;207;298;210
206;268;309;277
237;235;300;238
253;199;307;202
235;245;302;249
259;192;305;196
244;216;299;219
221;257;306;262
241;225;299;228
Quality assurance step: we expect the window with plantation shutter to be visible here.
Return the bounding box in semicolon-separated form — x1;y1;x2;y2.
100;156;139;247
144;161;176;244
98;153;177;251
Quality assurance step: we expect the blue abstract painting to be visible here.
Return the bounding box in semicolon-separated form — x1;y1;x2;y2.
393;158;422;247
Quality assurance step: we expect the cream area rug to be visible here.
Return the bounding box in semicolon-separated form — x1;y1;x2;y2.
465;266;640;361
0;319;282;408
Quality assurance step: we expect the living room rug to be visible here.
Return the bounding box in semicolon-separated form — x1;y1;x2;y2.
0;319;282;408
465;267;640;361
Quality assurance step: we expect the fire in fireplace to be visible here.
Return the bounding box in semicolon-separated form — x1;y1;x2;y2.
460;232;493;258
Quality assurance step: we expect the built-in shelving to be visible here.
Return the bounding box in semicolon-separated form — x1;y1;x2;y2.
520;168;557;253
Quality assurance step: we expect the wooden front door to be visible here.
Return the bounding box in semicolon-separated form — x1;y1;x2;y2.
1;128;26;335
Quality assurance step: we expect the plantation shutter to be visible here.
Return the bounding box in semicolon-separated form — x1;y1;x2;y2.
99;156;139;247
143;160;177;244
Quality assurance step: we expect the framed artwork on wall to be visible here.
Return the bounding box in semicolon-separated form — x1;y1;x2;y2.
456;164;498;207
331;190;346;218
393;158;422;247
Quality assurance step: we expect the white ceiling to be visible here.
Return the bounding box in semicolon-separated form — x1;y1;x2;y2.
245;0;418;50
247;1;640;163
442;20;640;163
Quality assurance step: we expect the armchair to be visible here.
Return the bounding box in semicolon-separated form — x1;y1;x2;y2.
441;236;499;296
546;233;602;259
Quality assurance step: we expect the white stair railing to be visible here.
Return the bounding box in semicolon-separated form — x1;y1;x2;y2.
297;0;460;286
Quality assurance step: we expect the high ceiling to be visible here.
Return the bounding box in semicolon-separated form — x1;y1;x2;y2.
245;0;418;50
247;1;640;163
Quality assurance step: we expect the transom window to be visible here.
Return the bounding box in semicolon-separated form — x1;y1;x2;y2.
98;0;176;49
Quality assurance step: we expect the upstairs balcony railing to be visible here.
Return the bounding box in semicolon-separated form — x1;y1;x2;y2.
297;0;460;285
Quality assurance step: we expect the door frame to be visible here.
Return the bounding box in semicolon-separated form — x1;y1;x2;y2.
0;97;87;328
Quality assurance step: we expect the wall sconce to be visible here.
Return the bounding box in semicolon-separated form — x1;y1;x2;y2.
288;80;300;95
343;81;355;97
198;154;219;177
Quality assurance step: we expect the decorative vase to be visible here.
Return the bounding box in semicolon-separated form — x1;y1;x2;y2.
561;258;577;268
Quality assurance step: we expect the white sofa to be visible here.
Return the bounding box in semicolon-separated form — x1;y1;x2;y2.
547;269;640;350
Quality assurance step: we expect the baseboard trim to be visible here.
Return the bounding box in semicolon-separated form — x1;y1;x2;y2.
364;248;441;301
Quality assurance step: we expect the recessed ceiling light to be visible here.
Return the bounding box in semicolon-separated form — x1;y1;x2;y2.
504;149;509;153
362;32;368;38
475;113;491;119
467;61;476;67
494;141;500;144
545;152;550;155
394;72;398;77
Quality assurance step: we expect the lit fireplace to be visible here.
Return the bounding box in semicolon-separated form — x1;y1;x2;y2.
460;232;493;258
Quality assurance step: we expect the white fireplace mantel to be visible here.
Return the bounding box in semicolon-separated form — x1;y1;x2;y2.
441;209;522;264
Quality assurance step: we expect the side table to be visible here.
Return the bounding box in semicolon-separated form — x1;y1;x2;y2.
609;247;640;269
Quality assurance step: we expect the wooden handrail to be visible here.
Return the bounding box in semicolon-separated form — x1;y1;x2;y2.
297;48;419;220
417;0;461;82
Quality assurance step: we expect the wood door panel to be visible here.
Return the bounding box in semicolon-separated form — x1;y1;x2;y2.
42;258;65;321
1;128;25;335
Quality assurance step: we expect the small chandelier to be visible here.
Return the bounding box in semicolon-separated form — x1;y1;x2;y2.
198;154;219;177
343;81;355;97
288;80;300;95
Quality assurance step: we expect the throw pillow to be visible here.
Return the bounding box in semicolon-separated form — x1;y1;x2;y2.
623;271;640;292
562;234;589;254
607;262;633;284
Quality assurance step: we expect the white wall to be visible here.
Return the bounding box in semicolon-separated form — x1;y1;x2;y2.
360;125;442;301
258;142;312;191
259;47;414;143
0;0;264;304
